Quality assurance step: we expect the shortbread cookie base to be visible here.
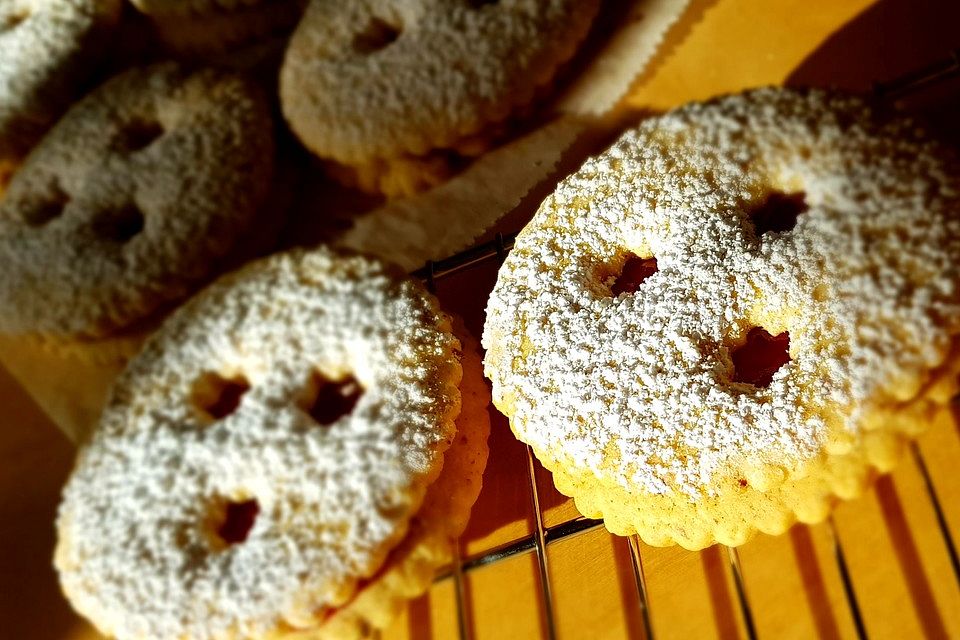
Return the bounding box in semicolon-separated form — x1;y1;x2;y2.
511;337;960;550
20;322;157;366
324;127;502;198
320;92;539;198
324;154;460;200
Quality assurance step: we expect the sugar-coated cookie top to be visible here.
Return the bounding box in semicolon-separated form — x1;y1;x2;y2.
280;0;600;163
56;248;462;640
483;88;960;498
0;63;275;338
0;0;121;158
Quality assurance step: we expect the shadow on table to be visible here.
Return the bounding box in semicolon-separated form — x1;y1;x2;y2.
0;367;80;640
786;0;960;141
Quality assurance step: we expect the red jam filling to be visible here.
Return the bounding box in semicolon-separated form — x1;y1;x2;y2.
217;499;259;545
204;377;250;420
92;204;145;243
731;328;790;387
353;17;400;54
750;191;808;236
309;377;363;426
115;120;164;153
611;256;658;295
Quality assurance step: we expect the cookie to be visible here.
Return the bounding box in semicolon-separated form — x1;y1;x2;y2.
0;0;122;166
55;247;465;640
483;88;960;549
0;63;276;340
279;0;601;197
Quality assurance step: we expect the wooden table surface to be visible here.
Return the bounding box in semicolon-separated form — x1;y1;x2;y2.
3;1;960;638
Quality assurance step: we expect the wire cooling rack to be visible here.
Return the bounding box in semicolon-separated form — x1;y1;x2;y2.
399;51;960;640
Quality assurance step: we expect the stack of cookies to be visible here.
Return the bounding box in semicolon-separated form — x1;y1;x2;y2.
0;0;610;357
1;2;626;635
483;88;960;549
3;0;612;636
56;248;491;640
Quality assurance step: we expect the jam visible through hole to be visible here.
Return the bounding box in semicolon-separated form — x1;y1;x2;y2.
2;9;30;30
749;191;808;236
305;373;363;426
732;328;790;388
217;499;259;545
192;372;250;421
22;182;69;227
353;17;400;54
92;204;145;243
611;255;658;295
115;120;164;153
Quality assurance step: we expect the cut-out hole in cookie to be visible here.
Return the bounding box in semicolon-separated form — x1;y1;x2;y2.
2;9;30;31
467;0;499;7
92;204;145;243
22;182;69;227
302;372;363;427
749;191;808;236
114;120;164;153
611;255;658;296
191;372;250;421
216;499;259;545
731;328;790;388
353;17;401;54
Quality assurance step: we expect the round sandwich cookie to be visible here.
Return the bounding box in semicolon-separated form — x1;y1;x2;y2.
483;87;960;549
56;247;487;640
0;0;122;189
0;63;276;343
279;0;601;197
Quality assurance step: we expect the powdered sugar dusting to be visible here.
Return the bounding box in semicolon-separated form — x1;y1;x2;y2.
0;0;121;159
483;88;960;498
56;248;462;640
0;63;275;338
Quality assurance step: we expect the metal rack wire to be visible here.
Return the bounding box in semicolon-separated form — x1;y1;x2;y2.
411;52;960;640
